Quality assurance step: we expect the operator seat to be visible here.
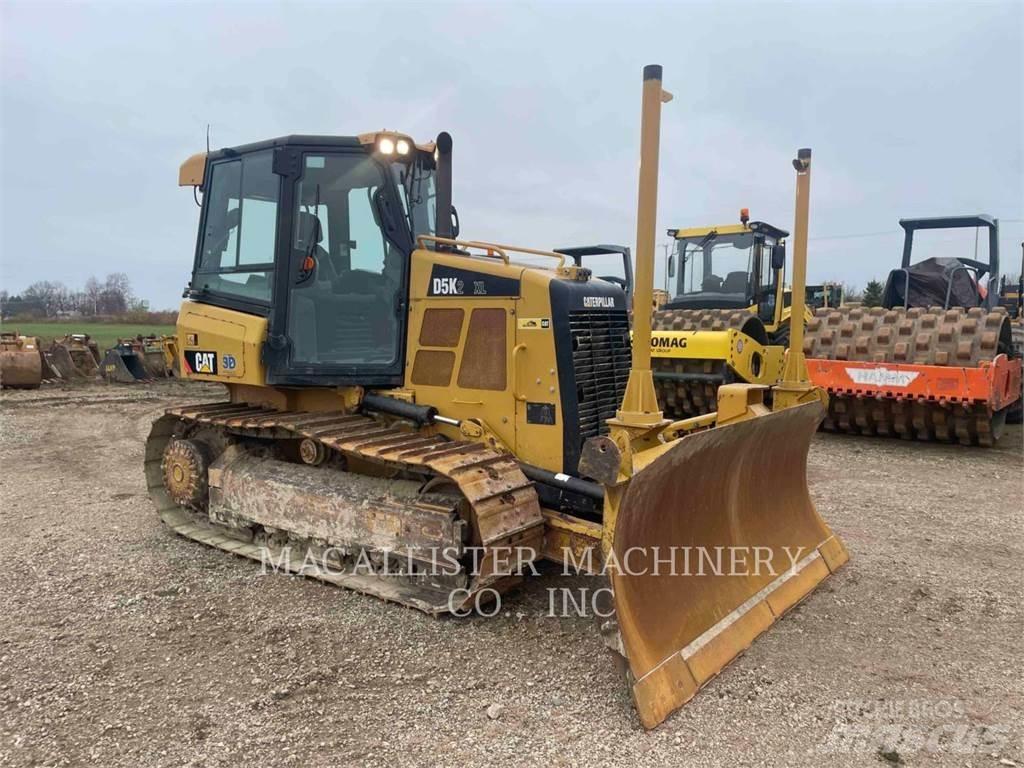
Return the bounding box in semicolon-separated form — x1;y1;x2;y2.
723;271;749;294
702;274;723;292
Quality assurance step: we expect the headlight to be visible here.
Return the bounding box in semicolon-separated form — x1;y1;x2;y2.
396;138;411;155
378;137;396;155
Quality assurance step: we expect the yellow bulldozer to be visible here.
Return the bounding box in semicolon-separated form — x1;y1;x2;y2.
147;66;846;728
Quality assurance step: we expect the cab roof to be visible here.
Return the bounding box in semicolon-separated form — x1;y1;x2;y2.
178;131;436;187
667;221;789;241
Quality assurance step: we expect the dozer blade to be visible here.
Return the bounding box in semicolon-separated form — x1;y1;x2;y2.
609;401;847;729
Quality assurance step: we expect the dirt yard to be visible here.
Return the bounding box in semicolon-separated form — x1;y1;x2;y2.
1;381;1021;767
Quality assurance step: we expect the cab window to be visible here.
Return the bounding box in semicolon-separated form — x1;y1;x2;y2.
287;153;406;367
194;151;279;304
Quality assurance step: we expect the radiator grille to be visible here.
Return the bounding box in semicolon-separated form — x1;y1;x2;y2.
568;309;632;443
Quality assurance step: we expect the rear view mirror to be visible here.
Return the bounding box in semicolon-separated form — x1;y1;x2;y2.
771;243;786;271
373;189;400;236
667;253;675;278
450;205;460;238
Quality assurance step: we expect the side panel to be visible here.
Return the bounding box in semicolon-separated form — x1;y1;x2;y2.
513;268;566;472
177;301;267;386
404;249;522;455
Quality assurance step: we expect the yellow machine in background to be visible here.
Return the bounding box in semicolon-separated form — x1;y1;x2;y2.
148;66;846;729
803;282;845;311
651;210;811;417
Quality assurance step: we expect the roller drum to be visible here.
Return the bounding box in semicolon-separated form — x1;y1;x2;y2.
803;305;1016;445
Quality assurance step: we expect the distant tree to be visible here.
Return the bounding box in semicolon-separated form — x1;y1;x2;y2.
1;292;46;318
23;280;72;317
96;272;133;315
82;276;102;316
842;283;861;303
862;279;884;307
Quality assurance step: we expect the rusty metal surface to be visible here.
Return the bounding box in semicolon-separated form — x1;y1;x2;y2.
47;336;100;381
0;335;43;389
609;401;847;728
146;403;545;613
209;447;465;563
578;435;622;485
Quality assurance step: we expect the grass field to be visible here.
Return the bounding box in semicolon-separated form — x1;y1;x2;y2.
2;322;176;352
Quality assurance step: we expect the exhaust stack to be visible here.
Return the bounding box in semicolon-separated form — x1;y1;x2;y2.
616;64;673;427
435;131;454;240
781;148;812;386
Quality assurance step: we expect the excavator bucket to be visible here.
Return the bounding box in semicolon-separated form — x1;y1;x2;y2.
142;348;167;377
48;335;100;380
609;400;847;729
139;337;171;377
45;343;84;381
162;336;180;377
101;344;149;383
0;334;43;389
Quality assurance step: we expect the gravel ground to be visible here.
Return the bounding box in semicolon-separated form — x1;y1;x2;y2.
1;381;1021;767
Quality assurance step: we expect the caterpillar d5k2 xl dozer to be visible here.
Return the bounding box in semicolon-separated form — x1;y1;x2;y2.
804;215;1022;445
147;66;846;728
650;210;809;418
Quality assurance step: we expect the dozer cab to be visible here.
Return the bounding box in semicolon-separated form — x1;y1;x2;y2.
805;215;1022;444
650;213;800;418
147;66;846;728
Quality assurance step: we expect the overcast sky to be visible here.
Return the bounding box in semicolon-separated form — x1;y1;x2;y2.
1;1;1021;309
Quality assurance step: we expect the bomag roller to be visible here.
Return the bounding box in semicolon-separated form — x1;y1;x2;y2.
804;215;1022;445
649;212;803;418
146;66;847;728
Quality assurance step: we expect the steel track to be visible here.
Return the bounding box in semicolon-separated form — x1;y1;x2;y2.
145;403;545;614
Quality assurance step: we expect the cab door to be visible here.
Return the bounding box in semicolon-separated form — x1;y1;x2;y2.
754;237;783;325
265;147;413;387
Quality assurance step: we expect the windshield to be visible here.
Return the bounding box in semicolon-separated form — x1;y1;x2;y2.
674;232;754;297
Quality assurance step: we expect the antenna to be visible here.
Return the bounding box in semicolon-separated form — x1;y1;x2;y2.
206;124;211;154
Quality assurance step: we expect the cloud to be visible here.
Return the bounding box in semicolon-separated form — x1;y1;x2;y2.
1;1;1020;307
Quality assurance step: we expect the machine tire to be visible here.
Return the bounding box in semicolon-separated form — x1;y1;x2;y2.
770;323;790;349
